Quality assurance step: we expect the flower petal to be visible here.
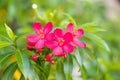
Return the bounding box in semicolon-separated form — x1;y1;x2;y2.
74;40;86;48
70;41;76;47
53;46;64;56
45;41;58;49
54;28;64;38
35;39;45;49
27;41;35;46
46;33;55;41
66;23;74;32
26;34;40;43
33;22;42;34
44;22;53;34
63;44;74;53
76;29;84;38
63;32;73;42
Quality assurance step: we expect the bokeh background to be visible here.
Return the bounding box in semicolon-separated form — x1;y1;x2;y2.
0;0;120;80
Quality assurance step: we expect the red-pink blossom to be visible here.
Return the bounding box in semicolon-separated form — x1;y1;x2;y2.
66;23;86;48
26;22;53;49
27;22;86;62
45;28;74;57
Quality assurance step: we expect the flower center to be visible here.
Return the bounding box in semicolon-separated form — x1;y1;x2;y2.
58;38;64;46
38;30;45;39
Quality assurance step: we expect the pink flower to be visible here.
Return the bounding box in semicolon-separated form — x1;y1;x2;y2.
45;28;74;57
66;23;86;48
32;55;38;61
27;22;86;62
26;22;53;49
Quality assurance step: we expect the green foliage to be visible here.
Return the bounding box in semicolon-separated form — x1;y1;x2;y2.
73;48;87;80
0;41;11;48
1;62;17;80
0;0;120;80
16;49;39;80
81;23;105;33
0;52;14;69
64;55;73;80
85;32;110;52
56;59;66;80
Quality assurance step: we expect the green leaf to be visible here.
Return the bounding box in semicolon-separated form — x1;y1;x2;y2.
2;62;17;80
20;74;25;80
81;23;97;28
4;24;15;41
81;23;105;33
74;49;87;80
74;48;84;66
16;33;28;49
33;64;46;80
0;34;11;42
0;41;11;48
85;32;110;52
84;27;105;33
31;60;49;80
16;49;39;80
56;59;66;80
64;54;73;80
63;13;77;27
0;52;14;69
80;65;87;80
16;33;28;41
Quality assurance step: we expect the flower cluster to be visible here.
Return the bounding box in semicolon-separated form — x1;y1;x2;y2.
26;22;86;64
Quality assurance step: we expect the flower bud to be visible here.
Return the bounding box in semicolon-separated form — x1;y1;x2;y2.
26;45;33;50
37;48;42;53
45;55;52;62
32;55;38;61
50;60;55;64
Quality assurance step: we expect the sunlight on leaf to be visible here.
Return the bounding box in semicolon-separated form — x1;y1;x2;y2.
4;24;16;41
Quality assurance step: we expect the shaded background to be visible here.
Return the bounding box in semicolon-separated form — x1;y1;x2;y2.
0;0;120;80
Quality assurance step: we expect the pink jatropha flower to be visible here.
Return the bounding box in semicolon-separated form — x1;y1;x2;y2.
66;23;86;48
26;22;53;50
27;22;86;62
45;28;74;57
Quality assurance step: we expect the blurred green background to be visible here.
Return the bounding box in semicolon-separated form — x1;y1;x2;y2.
0;0;120;80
